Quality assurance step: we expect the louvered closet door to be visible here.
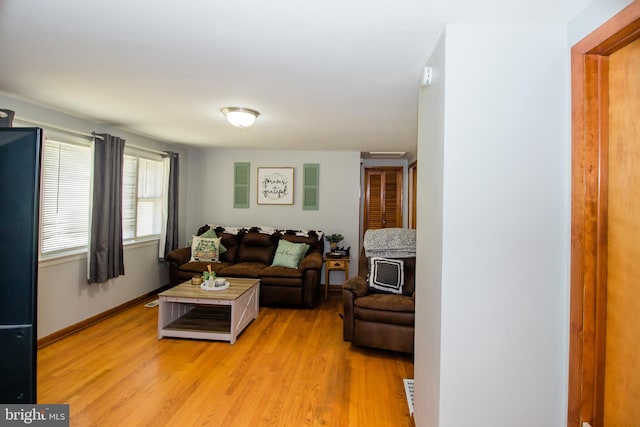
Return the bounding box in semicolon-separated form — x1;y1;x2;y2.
364;167;403;233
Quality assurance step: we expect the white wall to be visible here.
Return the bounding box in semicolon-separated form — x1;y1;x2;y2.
37;242;168;337
415;24;571;426
414;2;635;425
415;29;446;427
0;93;189;338
568;0;634;45
186;147;362;281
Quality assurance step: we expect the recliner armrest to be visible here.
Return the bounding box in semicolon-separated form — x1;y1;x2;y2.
299;252;323;270
342;277;368;342
165;247;191;265
342;276;369;298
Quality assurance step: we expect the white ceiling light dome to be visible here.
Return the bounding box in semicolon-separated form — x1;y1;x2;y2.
221;107;260;128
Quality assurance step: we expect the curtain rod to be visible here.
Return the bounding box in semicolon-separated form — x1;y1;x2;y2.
14;116;168;156
125;143;168;157
14;116;103;139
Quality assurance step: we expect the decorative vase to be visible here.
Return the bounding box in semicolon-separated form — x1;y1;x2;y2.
330;242;338;251
203;270;215;287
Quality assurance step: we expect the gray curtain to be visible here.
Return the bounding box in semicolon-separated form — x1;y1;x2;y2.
163;151;179;257
88;133;125;283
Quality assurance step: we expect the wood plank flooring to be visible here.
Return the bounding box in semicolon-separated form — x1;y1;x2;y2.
37;293;414;426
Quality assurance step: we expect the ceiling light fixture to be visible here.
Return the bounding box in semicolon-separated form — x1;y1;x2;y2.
221;107;260;128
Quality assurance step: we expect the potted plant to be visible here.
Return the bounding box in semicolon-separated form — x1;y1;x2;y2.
203;265;215;287
325;233;344;251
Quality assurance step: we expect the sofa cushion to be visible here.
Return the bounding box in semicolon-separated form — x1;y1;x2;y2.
354;295;415;326
260;265;304;279
354;294;414;313
259;276;304;288
241;231;275;246
354;307;415;326
219;262;268;278
216;232;238;263
180;261;230;274
190;235;221;262
271;240;309;268
236;232;277;264
368;257;404;294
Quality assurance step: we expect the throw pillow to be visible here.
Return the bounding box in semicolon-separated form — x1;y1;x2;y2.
369;257;404;294
271;239;310;269
196;228;227;254
190;235;221;262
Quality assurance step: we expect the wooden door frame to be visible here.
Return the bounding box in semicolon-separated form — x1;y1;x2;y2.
568;3;640;426
409;161;417;229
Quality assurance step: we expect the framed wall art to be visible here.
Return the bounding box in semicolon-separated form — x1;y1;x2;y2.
257;167;294;205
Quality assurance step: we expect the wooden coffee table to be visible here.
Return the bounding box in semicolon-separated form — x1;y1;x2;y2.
157;277;259;344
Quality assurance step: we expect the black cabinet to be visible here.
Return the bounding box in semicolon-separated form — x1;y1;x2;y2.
0;128;42;403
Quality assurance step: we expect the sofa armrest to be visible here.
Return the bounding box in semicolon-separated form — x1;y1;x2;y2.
165;246;191;265
342;276;369;298
298;252;323;271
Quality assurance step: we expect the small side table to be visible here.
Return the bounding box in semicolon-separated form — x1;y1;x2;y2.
323;255;350;301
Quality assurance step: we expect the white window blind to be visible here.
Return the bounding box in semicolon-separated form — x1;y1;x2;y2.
122;153;165;240
40;139;91;254
122;155;138;240
137;158;164;237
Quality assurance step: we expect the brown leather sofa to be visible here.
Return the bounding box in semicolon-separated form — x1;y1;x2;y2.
342;250;415;353
165;225;324;308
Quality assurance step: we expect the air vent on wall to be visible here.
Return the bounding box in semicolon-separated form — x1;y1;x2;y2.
404;379;414;416
368;151;407;159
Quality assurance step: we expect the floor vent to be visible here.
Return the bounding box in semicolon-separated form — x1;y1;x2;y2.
404;378;414;416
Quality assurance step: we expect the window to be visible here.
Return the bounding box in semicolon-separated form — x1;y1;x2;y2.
122;152;165;240
40;139;91;254
122;155;137;240
40;137;167;258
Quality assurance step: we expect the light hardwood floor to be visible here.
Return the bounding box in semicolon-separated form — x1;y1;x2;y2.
37;292;414;426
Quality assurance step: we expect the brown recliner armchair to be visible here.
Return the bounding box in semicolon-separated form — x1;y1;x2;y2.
342;249;415;354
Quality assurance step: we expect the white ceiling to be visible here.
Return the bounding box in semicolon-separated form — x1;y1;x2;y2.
0;0;590;157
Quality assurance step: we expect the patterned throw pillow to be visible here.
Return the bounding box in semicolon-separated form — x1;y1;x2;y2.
190;235;221;262
369;257;404;294
271;239;310;269
199;228;227;254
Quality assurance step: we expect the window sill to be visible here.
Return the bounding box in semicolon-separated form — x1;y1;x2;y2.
39;249;87;268
123;236;160;249
38;238;160;268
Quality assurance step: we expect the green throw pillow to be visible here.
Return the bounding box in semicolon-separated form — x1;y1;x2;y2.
271;240;310;269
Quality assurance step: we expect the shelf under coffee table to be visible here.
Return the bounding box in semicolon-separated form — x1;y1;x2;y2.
157;278;260;344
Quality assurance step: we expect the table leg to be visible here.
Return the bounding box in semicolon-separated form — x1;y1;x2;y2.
325;268;329;301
